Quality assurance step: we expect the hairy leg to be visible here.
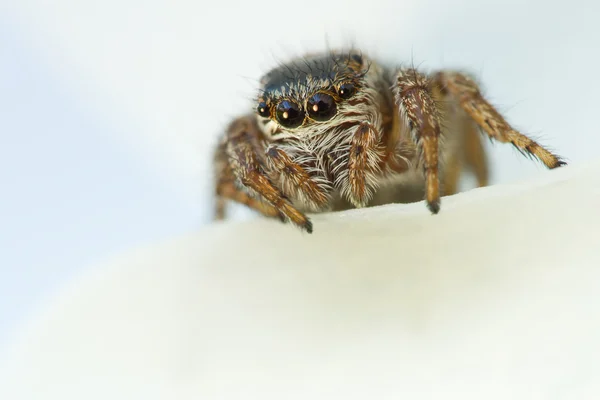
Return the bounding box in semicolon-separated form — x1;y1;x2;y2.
265;146;332;211
344;122;383;207
214;165;283;221
215;115;312;232
434;71;565;169
393;68;443;213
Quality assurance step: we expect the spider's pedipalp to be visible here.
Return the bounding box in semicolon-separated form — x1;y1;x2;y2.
344;121;383;207
265;146;332;211
238;167;312;232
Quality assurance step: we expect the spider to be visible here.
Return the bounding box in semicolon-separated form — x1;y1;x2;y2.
213;50;565;233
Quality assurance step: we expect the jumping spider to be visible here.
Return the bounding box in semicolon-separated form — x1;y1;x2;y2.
213;50;565;233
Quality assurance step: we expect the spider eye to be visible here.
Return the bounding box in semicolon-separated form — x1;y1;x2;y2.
307;93;337;121
350;54;363;64
257;102;270;118
276;100;304;128
338;83;356;99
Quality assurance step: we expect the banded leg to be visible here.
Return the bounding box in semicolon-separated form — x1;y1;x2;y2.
215;169;284;221
218;115;312;233
265;146;332;211
434;71;566;169
345;122;383;207
393;68;443;213
214;125;283;221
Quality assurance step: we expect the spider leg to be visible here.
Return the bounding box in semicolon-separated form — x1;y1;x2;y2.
265;146;332;211
442;153;462;196
340;121;383;207
214;133;283;221
215;115;312;232
463;121;489;187
215;170;284;221
393;68;443;213
442;119;489;196
433;71;566;169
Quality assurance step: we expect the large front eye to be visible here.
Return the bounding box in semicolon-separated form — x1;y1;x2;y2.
307;93;337;121
276;100;305;128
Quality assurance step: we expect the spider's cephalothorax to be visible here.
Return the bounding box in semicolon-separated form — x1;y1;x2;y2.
214;50;565;233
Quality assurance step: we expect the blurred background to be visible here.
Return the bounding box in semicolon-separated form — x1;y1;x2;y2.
1;0;598;352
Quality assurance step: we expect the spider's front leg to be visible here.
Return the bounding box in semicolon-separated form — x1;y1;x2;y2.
393;68;443;213
214;115;313;233
214;161;284;222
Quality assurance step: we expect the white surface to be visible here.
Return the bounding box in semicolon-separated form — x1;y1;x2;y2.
1;161;599;399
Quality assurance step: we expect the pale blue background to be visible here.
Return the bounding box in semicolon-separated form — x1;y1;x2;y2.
0;18;199;350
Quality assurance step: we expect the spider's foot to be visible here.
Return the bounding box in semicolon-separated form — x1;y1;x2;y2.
302;218;313;234
427;199;440;214
553;158;568;168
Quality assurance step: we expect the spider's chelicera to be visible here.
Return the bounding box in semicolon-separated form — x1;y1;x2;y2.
214;50;566;233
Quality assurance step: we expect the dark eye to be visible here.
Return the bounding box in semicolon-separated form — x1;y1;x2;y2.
276;100;305;128
338;83;356;99
307;93;337;121
257;102;270;118
350;54;363;64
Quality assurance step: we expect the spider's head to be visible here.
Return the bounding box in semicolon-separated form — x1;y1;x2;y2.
255;51;372;138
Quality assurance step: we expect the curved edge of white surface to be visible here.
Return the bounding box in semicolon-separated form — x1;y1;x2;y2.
2;161;600;400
